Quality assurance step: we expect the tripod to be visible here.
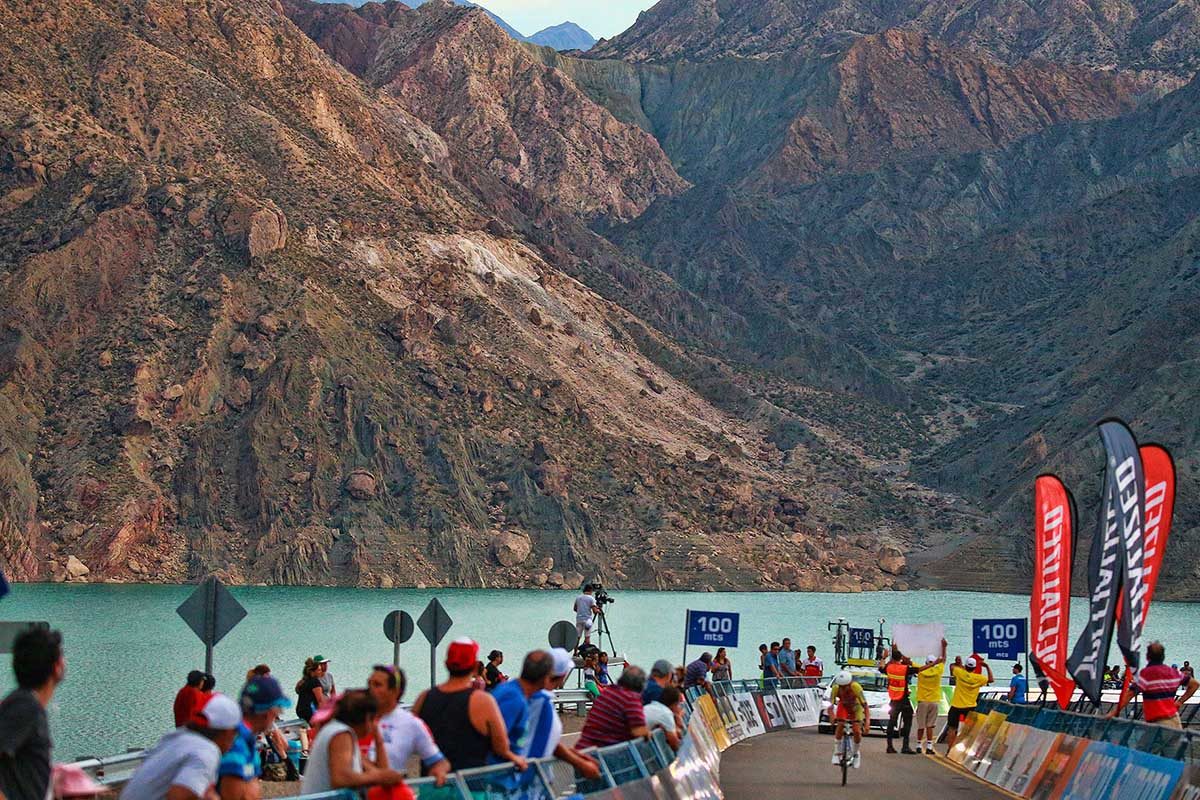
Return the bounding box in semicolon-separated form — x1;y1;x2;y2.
593;606;618;655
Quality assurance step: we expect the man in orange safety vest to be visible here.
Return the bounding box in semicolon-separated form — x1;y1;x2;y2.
877;646;920;754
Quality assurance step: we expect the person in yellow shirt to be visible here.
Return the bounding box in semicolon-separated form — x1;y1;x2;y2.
945;655;993;754
913;640;947;754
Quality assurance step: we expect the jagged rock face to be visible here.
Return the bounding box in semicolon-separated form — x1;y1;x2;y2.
0;0;909;592
751;30;1142;189
589;0;1198;87
285;0;689;222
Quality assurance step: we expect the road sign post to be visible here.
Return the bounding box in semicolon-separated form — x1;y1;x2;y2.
176;577;247;674
383;610;415;667
972;618;1028;662
417;598;453;687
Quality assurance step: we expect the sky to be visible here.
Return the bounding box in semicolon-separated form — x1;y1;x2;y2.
479;0;655;39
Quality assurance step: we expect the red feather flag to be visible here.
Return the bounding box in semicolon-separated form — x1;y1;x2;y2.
1031;474;1077;709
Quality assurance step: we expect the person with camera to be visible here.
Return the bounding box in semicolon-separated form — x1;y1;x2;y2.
573;584;599;650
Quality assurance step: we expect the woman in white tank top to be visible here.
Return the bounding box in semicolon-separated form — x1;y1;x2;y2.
299;691;406;794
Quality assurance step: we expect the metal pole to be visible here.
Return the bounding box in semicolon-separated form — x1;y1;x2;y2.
1024;617;1030;699
394;637;401;669
204;579;216;674
682;610;690;668
430;644;436;688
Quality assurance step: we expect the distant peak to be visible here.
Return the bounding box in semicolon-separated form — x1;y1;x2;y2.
528;20;596;52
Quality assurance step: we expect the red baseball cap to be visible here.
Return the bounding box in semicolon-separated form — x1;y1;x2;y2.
446;637;480;671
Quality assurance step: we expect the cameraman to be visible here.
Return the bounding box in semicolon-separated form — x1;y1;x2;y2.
574;585;598;649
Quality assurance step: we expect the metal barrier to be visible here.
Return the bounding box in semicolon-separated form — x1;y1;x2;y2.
976;698;1199;764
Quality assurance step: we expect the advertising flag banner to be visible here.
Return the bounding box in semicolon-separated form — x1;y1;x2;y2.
1101;422;1148;670
1068;420;1144;704
1134;444;1175;629
1032;474;1077;709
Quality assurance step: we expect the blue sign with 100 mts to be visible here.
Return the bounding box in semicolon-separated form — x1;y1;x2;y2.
687;610;740;647
972;618;1027;661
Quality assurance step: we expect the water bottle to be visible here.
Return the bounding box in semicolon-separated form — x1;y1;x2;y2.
287;738;302;770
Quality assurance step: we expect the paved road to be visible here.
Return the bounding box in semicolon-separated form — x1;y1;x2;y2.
720;728;1008;799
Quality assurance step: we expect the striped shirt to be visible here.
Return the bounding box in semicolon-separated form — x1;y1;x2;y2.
1137;664;1183;722
576;686;645;748
523;690;562;758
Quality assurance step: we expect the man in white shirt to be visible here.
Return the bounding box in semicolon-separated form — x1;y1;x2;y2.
574;585;598;648
799;645;825;685
366;665;449;784
121;694;242;800
642;686;684;749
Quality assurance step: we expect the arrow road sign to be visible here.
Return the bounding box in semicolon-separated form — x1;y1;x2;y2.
0;622;49;654
176;577;247;673
384;609;415;667
417;597;453;686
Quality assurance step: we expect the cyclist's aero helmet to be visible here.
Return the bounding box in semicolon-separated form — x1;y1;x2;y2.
834;670;853;686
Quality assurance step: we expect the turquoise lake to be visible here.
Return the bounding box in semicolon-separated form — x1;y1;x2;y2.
2;584;1199;759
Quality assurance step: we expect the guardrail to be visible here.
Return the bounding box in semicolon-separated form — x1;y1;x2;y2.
389;729;676;800
950;698;1197;796
977;688;1200;727
72;718;312;785
266;679;825;800
975;697;1199;764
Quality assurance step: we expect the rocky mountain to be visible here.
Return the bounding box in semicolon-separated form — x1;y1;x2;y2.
590;0;1199;88
528;22;596;52
6;0;1200;597
571;6;1200;595
287;0;687;221
0;0;918;592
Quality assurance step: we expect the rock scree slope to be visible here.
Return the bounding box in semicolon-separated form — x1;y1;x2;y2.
0;0;915;592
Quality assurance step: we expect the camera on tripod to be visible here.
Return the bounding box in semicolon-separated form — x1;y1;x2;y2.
591;582;615;607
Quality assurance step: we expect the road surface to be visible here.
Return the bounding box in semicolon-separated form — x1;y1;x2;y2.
720;728;1008;799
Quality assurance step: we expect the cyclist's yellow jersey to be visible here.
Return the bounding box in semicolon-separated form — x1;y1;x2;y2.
916;663;944;703
950;666;989;708
831;682;867;718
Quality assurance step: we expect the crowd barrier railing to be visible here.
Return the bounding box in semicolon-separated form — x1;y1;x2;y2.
948;698;1197;798
260;679;826;800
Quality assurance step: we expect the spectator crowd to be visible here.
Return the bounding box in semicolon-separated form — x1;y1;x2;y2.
3;624;1197;800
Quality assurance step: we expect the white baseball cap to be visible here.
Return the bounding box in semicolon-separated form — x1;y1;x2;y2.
965;657;978;669
550;648;575;677
199;693;243;730
926;654;939;664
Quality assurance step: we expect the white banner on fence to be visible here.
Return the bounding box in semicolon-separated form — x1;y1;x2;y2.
892;622;945;661
732;691;766;737
775;688;822;729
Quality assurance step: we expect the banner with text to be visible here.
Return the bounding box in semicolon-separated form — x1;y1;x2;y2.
1032;473;1076;708
1068;421;1141;704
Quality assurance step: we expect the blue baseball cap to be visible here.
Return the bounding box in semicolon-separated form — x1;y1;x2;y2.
240;676;292;714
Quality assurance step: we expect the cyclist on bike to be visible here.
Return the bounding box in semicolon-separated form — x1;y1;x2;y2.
828;670;869;768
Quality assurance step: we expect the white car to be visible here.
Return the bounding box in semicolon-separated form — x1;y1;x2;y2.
818;671;893;734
